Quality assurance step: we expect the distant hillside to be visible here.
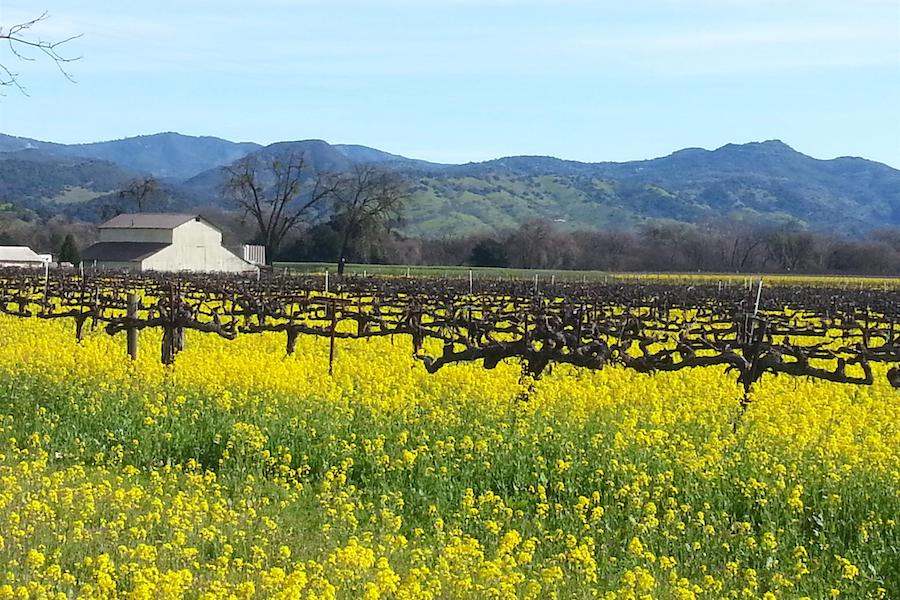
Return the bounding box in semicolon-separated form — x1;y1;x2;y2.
0;132;260;180
402;140;900;236
181;139;355;193
0;149;203;222
1;132;898;237
333;144;447;170
0;150;135;206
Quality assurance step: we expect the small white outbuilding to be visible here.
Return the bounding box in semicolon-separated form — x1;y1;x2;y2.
0;246;47;268
82;213;258;274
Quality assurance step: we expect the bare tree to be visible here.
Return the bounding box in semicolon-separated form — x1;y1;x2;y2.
224;152;331;262
119;176;161;212
506;220;578;270
1;11;81;94
725;229;765;272
571;230;636;271
323;164;409;275
638;223;688;271
763;226;821;272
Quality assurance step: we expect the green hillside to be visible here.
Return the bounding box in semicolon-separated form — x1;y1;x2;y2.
1;134;898;237
0;151;135;204
403;174;641;237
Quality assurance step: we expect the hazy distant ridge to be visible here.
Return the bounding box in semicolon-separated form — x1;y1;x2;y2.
1;132;898;236
0;132;261;180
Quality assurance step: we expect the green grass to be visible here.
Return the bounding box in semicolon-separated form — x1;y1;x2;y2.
273;261;619;281
50;185;106;204
399;174;635;237
272;261;900;286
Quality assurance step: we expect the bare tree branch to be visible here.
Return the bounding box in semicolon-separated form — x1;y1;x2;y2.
321;164;409;274
223;152;333;262
0;11;82;94
119;176;161;213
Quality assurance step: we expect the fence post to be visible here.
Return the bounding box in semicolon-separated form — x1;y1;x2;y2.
328;300;337;375
127;292;139;360
160;283;183;365
161;326;174;365
174;286;185;353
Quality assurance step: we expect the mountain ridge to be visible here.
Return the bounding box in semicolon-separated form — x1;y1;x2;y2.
1;132;898;238
0;132;261;180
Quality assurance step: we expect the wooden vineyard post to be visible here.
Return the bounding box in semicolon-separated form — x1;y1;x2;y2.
174;284;186;353
127;292;139;360
328;300;337;375
161;284;185;366
42;261;50;310
161;320;175;365
161;322;186;364
174;324;186;353
522;307;529;352
286;328;299;355
75;272;88;343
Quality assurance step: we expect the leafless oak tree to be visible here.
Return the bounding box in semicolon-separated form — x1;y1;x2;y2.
763;226;819;272
119;176;161;212
1;11;81;94
224;152;332;262
322;164;409;275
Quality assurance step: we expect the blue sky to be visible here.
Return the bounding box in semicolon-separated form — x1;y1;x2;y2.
2;0;899;167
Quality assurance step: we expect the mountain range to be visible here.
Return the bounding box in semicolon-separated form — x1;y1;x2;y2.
1;131;898;237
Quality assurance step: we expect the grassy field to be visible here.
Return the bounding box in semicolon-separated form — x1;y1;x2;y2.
274;261;900;287
274;261;612;281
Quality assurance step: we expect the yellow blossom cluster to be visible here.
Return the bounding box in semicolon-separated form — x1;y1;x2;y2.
0;314;897;599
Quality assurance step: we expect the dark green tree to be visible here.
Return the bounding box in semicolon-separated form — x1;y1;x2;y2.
57;233;80;264
469;238;509;267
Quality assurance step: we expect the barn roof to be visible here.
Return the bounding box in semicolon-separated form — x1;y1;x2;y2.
0;246;44;263
81;242;170;262
99;213;218;230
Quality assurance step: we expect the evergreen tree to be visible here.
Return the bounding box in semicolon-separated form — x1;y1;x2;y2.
58;234;80;264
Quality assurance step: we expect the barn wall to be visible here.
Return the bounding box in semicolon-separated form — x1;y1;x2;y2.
0;261;43;268
171;219;222;246
141;244;255;273
99;228;173;244
94;219;256;273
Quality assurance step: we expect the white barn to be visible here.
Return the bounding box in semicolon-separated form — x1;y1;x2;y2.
0;246;47;268
82;213;258;274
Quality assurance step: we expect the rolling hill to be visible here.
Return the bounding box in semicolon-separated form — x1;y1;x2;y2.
1;132;898;237
0;150;136;209
0;132;260;180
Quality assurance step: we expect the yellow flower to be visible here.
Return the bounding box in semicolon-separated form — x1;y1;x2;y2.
24;549;45;569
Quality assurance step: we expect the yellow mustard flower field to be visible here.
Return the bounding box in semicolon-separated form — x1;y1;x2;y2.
0;314;898;599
